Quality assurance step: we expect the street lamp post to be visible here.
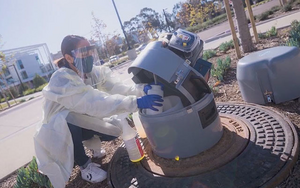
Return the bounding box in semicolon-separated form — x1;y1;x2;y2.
111;0;131;50
163;9;172;32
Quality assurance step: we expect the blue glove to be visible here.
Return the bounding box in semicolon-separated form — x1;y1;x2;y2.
137;94;164;111
143;83;164;94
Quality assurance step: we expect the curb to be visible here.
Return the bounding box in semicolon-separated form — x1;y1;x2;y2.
0;162;30;182
0;95;43;116
204;9;300;44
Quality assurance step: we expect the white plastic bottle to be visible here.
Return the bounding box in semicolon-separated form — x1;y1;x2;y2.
120;117;145;162
145;84;164;115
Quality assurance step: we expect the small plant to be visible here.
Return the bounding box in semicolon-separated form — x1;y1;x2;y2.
258;32;267;39
211;56;231;81
267;26;278;37
203;50;217;60
219;40;234;53
28;97;35;100
14;157;52;188
258;26;277;39
209;85;219;95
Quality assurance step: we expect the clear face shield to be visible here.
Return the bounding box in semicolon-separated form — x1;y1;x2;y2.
71;45;100;76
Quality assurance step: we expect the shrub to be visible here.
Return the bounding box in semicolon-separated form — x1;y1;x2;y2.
268;10;274;15
33;74;47;88
271;6;281;12
286;20;300;47
23;89;35;96
0;97;6;103
18;84;29;95
186;13;229;33
203;50;217;60
258;32;267;39
211;56;231;81
19;99;26;103
3;87;18;100
35;83;47;92
14;157;52;188
9;87;19;98
219;40;234;53
257;11;270;21
282;3;292;12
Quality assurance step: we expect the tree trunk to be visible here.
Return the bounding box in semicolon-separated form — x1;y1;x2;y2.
0;74;17;104
0;86;10;108
232;0;255;53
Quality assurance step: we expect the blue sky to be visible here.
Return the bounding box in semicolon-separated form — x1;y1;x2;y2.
0;0;181;54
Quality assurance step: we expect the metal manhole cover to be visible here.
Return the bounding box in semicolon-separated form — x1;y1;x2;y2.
140;116;250;176
108;103;299;188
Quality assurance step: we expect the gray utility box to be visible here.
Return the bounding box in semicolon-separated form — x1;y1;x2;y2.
129;41;223;159
237;46;300;104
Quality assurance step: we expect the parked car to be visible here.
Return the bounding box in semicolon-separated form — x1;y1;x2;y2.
136;43;148;52
109;55;119;63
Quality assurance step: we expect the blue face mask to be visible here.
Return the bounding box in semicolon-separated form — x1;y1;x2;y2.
74;56;94;73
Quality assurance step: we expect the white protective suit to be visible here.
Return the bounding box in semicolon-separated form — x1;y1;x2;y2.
34;65;144;188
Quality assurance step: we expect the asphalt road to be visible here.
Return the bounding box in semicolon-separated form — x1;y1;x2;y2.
197;0;280;41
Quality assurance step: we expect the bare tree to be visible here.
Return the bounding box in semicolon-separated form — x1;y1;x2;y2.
91;12;109;58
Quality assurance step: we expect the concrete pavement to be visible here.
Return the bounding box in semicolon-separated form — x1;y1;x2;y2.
204;11;300;50
1;8;300;183
0;96;43;180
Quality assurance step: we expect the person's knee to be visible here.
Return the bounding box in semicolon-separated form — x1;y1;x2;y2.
100;135;117;141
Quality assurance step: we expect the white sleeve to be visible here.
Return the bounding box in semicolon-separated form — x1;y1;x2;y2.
43;69;138;118
94;66;145;97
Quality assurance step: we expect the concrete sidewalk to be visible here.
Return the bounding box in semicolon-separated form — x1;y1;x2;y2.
0;96;43;180
204;11;300;50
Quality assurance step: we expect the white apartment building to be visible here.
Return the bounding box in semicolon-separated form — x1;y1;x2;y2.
0;43;57;90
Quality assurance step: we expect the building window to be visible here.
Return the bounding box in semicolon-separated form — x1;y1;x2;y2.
0;79;4;87
36;56;42;65
17;60;24;70
4;68;11;77
21;71;28;80
6;77;14;84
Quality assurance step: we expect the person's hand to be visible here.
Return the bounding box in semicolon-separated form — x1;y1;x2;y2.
143;82;164;94
137;94;163;111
